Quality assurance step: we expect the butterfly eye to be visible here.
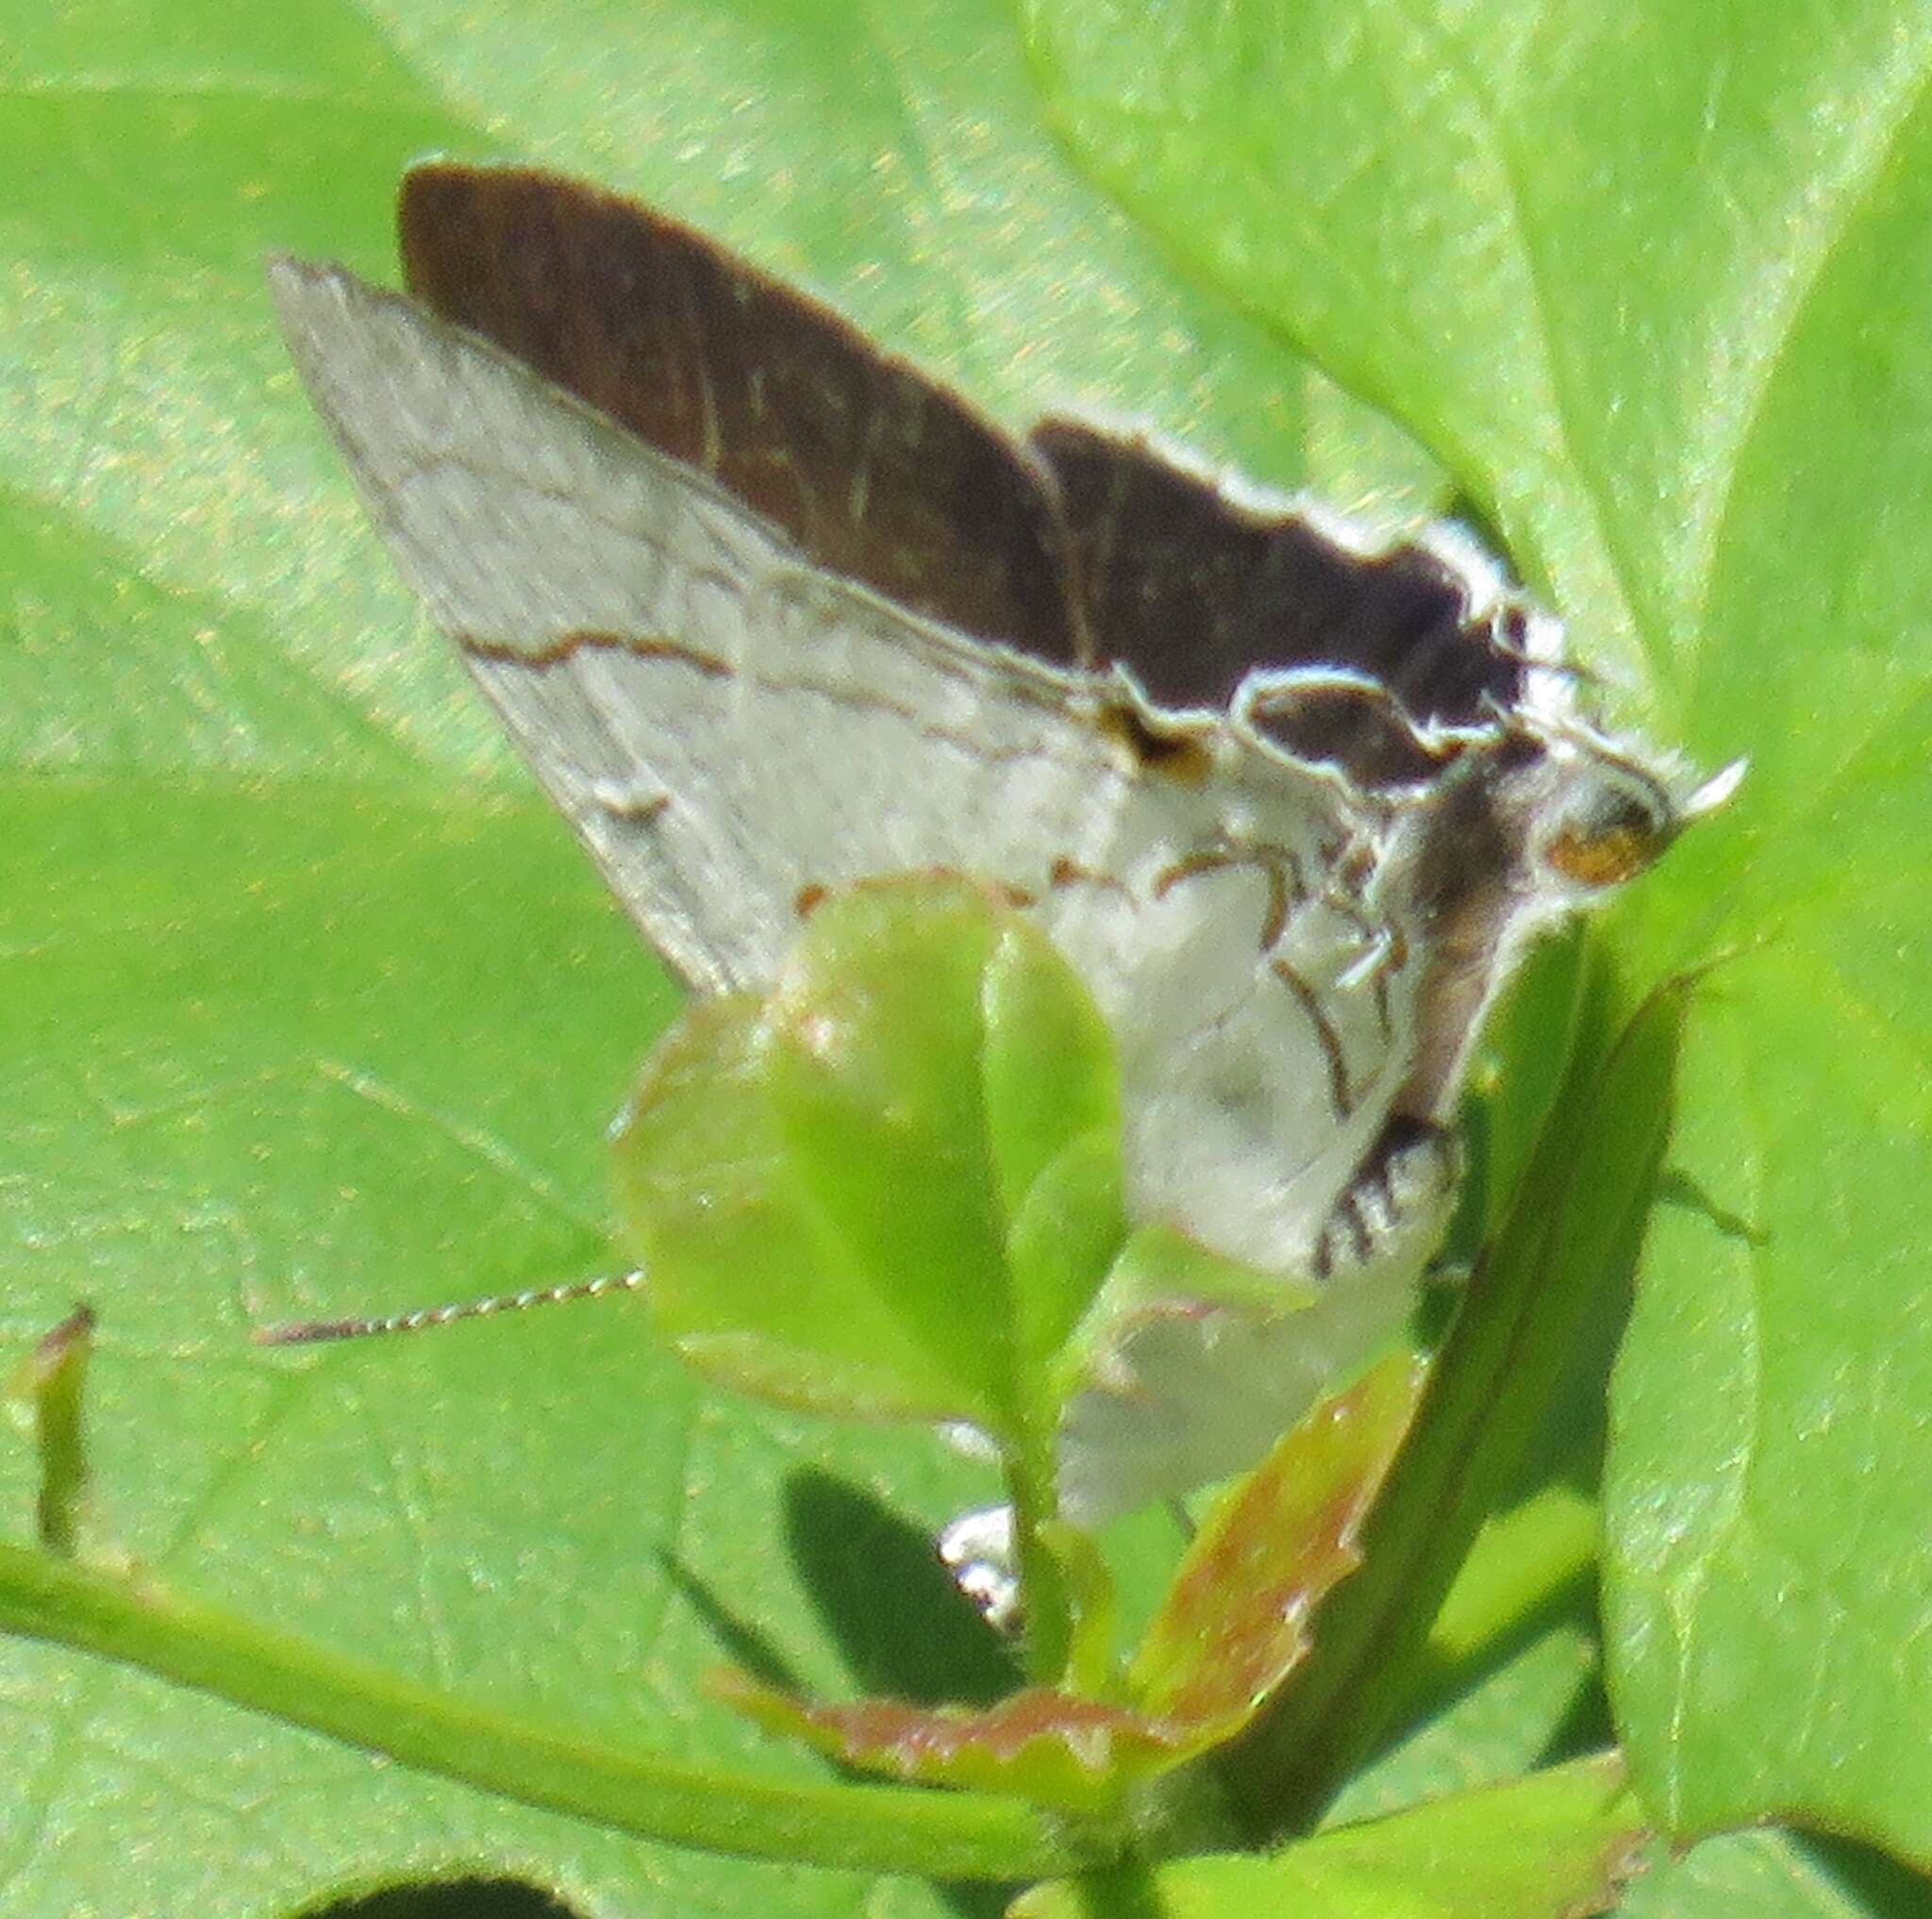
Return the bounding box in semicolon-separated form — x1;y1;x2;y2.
1542;776;1672;888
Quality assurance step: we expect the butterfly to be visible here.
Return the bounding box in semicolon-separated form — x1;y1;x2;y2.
267;164;1738;1536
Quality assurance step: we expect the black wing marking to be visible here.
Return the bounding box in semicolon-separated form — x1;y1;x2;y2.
397;165;1543;796
399;162;1087;671
1029;418;1535;787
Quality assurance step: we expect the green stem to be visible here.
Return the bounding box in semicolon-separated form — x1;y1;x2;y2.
0;1540;1092;1880
1007;1422;1074;1684
1216;951;1685;1838
7;1303;94;1558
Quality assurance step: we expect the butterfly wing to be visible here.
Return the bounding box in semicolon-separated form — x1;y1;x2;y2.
271;256;1090;994
270;168;1727;1543
268;258;1416;1287
395;164;1088;674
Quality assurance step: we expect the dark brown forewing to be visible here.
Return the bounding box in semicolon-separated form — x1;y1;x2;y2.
399;163;1084;668
1030;420;1529;785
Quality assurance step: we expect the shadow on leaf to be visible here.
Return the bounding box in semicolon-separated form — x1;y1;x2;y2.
784;1469;1021;1709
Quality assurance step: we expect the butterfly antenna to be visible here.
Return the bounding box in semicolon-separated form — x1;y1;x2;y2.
253;1270;646;1346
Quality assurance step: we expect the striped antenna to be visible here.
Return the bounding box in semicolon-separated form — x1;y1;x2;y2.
253;1270;646;1346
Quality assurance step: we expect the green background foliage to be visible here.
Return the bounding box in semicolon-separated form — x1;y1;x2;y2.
3;0;1927;1913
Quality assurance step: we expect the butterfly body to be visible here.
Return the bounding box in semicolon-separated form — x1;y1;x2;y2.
269;165;1735;1527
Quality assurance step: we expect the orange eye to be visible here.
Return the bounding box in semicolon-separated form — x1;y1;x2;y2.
1544;819;1658;887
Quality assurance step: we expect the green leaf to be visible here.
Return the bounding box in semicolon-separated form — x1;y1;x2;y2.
9;0;1930;1908
982;910;1127;1376
615;986;997;1424
710;1356;1423;1809
613;876;1125;1435
1027;0;1932;1869
1012;1754;1651;1919
0;1538;1082;1881
1617;1827;1929;1919
714;1671;1188;1816
8;4;1418;1906
1129;1352;1424;1734
1600;111;1932;1871
11;0;1391;1844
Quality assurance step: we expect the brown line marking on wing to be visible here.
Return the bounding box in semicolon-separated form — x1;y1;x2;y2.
1330;838;1374;890
1311;1189;1374;1283
795;883;827;919
740;662;1128;779
1155;844;1305;951
461;628;734;676
1049;856;1132;900
466;623;1124;793
1372;969;1395;1044
1271;956;1356;1123
596;788;672;824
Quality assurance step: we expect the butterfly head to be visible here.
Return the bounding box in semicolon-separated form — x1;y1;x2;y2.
1502;715;1745;902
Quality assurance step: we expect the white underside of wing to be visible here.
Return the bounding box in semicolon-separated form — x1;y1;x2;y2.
270;259;1444;1510
1055;1200;1441;1526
